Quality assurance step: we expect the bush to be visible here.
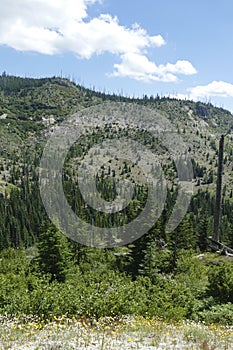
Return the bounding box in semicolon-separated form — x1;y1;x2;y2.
147;277;195;320
207;261;233;303
0;248;30;275
174;251;208;297
0;262;195;321
0;248;202;322
198;303;233;325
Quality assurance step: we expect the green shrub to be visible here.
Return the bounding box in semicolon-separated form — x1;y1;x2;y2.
147;277;195;320
0;248;30;274
0;273;30;314
174;251;208;296
0;248;204;322
198;303;233;325
207;262;233;303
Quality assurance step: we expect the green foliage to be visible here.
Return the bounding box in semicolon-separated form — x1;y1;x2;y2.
207;261;233;303
139;242;173;282
198;303;233;325
145;277;194;320
0;247;194;322
36;225;72;282
174;251;208;296
0;247;233;325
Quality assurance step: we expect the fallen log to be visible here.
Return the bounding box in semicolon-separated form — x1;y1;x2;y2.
208;236;233;256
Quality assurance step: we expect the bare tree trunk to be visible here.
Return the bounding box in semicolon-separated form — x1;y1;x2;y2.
213;135;224;242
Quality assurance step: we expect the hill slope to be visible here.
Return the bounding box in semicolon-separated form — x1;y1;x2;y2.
0;74;233;250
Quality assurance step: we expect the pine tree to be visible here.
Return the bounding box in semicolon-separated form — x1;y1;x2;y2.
198;210;212;251
37;225;72;282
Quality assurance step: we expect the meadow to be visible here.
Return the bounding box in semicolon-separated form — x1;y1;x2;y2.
1;315;233;349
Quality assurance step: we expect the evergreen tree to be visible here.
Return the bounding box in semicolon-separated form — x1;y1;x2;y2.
170;215;197;269
139;237;172;282
37;225;72;282
198;210;212;251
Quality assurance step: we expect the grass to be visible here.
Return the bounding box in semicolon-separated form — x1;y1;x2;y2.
0;315;233;349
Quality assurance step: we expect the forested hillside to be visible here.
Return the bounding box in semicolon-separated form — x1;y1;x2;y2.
0;74;233;327
0;73;233;250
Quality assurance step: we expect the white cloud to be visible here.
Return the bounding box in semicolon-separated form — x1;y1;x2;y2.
63;15;165;59
164;81;233;112
112;53;158;82
112;53;197;82
0;0;197;82
0;0;164;57
188;81;233;99
160;60;197;76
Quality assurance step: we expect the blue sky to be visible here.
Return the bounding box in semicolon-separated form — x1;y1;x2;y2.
1;0;233;111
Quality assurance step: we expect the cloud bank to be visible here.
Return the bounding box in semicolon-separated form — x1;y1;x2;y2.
112;53;197;82
0;0;197;82
188;81;233;99
168;81;233;100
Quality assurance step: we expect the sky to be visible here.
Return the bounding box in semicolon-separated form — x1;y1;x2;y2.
1;0;233;112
